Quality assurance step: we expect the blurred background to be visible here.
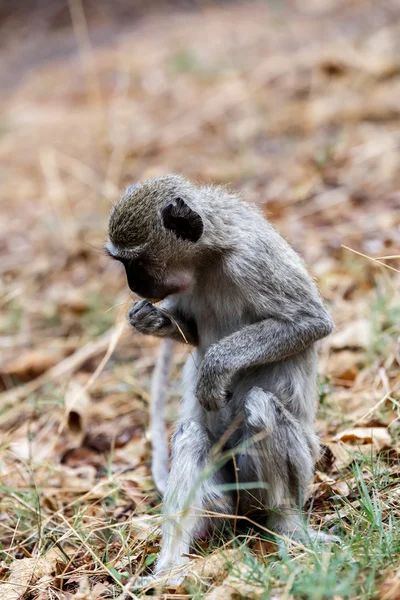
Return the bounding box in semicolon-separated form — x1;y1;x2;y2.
1;0;400;596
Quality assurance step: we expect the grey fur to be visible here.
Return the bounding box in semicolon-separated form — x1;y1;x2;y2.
150;339;174;496
107;175;337;583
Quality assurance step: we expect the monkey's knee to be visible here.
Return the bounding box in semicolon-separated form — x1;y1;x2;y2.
242;391;314;509
243;387;278;433
171;419;211;463
172;418;209;445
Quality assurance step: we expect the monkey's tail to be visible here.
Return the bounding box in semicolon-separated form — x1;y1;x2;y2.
150;339;174;496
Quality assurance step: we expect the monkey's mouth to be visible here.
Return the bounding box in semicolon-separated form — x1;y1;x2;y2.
132;281;189;301
126;270;194;300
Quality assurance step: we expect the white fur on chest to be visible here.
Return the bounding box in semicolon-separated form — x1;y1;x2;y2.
178;273;253;355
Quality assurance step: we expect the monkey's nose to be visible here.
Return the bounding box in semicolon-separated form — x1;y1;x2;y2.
123;266;137;292
127;277;137;293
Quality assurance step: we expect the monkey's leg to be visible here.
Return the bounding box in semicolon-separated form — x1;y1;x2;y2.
153;418;233;582
241;387;339;544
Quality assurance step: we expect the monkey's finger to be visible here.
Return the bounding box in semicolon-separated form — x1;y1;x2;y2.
128;300;158;322
128;305;172;333
129;299;152;315
141;312;171;328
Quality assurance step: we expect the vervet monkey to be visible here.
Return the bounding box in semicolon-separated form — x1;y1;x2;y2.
106;175;337;582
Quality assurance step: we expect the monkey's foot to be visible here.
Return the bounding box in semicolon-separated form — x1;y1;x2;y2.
306;529;342;545
278;527;342;552
133;570;186;590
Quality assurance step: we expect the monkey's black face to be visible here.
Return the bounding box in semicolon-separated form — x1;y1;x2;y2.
122;259;154;298
107;248;193;300
122;259;177;299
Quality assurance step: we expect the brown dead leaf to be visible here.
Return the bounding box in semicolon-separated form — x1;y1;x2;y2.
58;465;96;492
379;568;400;600
329;319;372;350
0;556;56;600
7;421;58;463
83;422;141;452
184;549;266;599
316;444;336;473
33;592;52;600
204;564;265;600
311;474;350;502
330;480;350;497
328;350;362;383
326;440;385;471
253;538;278;557
50;287;89;315
186;549;243;585
62;447;103;469
73;575;91;600
0;348;68;381
326;442;355;470
90;582;112;600
120;479;147;505
334;427;392;451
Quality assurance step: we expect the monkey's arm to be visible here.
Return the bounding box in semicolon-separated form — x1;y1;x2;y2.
196;306;333;411
128;300;199;345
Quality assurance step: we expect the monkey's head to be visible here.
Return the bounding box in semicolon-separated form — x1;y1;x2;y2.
106;175;208;300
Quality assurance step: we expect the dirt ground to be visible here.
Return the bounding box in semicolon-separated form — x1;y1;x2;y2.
0;1;400;598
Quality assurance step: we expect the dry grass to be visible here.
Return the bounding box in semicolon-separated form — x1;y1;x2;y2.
1;1;400;598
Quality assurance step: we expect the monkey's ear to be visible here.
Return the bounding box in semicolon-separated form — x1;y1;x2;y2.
161;198;204;242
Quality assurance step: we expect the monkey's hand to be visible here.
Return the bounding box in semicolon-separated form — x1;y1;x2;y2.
195;356;230;411
128;300;172;336
128;300;199;344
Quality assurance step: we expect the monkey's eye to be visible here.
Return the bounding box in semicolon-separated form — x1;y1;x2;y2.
106;249;125;264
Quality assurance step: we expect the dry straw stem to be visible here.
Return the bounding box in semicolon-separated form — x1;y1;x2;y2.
76;314;126;396
352;384;400;427
342;245;400;275
376;255;400;260
58;514;140;600
0;319;127;409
